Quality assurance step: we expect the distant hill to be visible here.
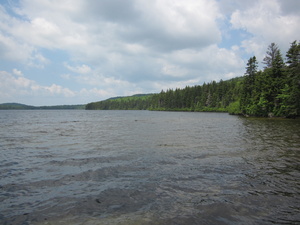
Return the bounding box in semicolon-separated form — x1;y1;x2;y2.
0;103;85;110
0;103;36;110
86;94;154;110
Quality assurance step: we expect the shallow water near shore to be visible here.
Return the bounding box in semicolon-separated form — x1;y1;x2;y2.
0;110;299;224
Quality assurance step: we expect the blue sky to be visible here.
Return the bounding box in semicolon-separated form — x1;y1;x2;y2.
0;0;299;106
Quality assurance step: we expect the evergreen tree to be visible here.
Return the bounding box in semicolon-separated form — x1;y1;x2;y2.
263;43;280;68
271;50;285;78
240;56;258;115
284;40;300;117
286;40;300;68
268;50;285;115
261;44;285;116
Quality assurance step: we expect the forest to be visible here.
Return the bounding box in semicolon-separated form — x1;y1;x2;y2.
86;41;300;118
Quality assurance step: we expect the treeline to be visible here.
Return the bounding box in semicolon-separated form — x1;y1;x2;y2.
86;77;243;113
148;77;242;113
86;94;153;110
240;41;300;118
86;41;300;118
37;104;86;110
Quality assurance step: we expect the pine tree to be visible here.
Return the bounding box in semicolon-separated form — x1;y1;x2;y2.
284;40;300;117
286;40;300;68
263;43;280;68
240;56;258;115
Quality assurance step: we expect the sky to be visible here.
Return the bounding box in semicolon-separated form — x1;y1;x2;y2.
0;0;299;106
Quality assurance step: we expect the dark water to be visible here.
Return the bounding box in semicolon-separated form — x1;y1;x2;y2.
0;110;299;225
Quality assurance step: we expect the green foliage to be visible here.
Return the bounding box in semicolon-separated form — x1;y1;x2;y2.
85;94;154;110
285;40;300;117
227;101;241;115
86;78;243;113
150;78;242;112
240;41;300;118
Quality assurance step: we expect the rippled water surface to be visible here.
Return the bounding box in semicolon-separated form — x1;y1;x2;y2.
0;110;299;224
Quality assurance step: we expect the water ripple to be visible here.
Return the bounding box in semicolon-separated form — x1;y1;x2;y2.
0;111;299;224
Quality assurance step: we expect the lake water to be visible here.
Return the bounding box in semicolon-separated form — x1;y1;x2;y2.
0;110;299;225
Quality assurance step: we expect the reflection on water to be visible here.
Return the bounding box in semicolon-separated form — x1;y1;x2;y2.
0;110;299;224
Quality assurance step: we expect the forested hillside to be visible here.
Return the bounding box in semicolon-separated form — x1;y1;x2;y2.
86;41;300;118
85;78;242;112
85;94;153;110
0;103;36;110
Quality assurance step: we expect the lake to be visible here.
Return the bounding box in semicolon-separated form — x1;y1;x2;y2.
0;110;299;224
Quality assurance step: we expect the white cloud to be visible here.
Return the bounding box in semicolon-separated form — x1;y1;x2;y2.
79;88;110;98
161;63;190;78
230;0;300;58
12;68;23;76
65;63;92;74
0;0;299;105
43;84;75;97
2;0;224;59
0;32;33;62
127;0;222;51
0;70;76;104
161;45;245;81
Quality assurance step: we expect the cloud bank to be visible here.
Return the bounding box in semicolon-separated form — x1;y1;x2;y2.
0;0;299;105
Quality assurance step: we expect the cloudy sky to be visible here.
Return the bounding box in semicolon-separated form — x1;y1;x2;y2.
0;0;299;106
